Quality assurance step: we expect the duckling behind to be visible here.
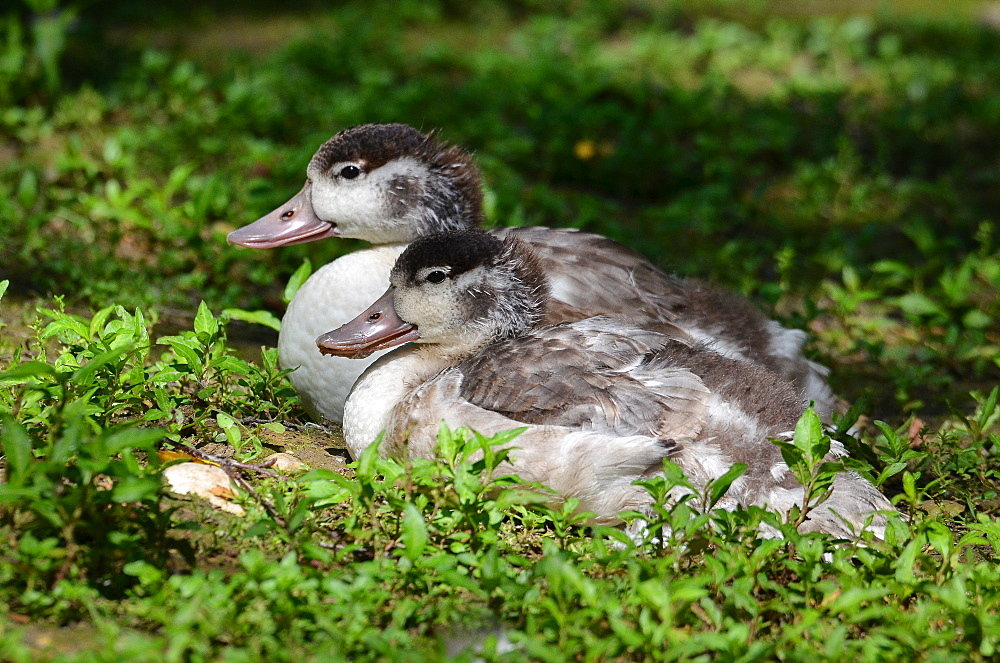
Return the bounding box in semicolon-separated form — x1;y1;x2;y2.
229;124;839;424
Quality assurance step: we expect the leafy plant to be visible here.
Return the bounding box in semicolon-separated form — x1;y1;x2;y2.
0;354;168;604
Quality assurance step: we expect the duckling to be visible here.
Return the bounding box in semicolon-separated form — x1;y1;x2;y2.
229;123;838;423
316;230;893;538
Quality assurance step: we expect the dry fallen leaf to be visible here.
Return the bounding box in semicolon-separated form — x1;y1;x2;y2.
162;463;245;516
908;417;928;448
209;485;239;500
158;450;194;463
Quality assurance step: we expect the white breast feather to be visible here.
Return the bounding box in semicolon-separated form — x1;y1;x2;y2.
277;245;406;422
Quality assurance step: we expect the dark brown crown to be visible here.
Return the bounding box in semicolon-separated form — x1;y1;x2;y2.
309;124;485;227
392;229;548;304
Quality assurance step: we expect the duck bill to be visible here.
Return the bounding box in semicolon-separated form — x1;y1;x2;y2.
227;181;338;248
316;289;421;359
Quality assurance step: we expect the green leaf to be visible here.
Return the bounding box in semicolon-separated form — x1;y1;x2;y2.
283;258;312;304
244;520;276;538
216;413;242;448
0;416;33;481
708;462;746;509
112;475;162;503
88;305;116;340
977;387;999;431
123;560;164;587
157;336;203;372
478;426;527;448
876;461;907;485
826;586;887;614
774;439;805;480
925;521;954;558
103;427;165;454
193;301;219;339
0;361;59;384
793;409;824;458
0;279;8;301
40;316;91;342
213;356;251;374
435;421;458;462
873;419;905;456
224;308;282;332
896;293;943;318
287;500;311;533
902;471;918;503
963;308;992;329
150;367;185;383
400;504;427;561
894;538;921;584
0;485;42;503
71;344;134;386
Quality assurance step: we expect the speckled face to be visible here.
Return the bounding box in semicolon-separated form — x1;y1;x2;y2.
393;265;490;347
308;154;429;243
389;231;502;348
387;231;548;353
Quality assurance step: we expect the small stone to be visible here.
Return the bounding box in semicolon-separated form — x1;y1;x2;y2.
265;452;309;472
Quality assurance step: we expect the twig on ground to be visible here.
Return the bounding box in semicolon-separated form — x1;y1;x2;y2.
237;416;338;434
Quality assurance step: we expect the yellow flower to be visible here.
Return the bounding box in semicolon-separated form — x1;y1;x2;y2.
574;139;597;161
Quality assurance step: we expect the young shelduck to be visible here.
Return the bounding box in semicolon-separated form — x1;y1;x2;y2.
315;230;891;537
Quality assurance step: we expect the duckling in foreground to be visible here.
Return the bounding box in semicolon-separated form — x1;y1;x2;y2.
316;230;894;538
228;123;838;424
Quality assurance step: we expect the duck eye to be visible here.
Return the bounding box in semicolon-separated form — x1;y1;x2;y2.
426;270;447;284
339;165;361;180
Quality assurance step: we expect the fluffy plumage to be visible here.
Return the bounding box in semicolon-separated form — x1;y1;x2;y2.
229;123;838;423
319;231;894;538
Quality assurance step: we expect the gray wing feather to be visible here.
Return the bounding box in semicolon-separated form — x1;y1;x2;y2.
456;320;710;444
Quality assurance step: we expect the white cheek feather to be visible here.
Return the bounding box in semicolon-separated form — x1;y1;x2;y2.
310;177;385;238
394;274;476;346
310;157;431;243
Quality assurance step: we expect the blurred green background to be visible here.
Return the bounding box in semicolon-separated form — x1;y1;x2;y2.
2;0;999;417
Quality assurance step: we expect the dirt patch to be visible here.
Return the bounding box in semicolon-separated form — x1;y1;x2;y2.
258;422;354;479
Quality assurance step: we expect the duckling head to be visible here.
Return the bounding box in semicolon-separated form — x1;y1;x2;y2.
229;124;483;248
317;229;549;359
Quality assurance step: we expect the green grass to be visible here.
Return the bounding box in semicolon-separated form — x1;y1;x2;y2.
1;0;999;659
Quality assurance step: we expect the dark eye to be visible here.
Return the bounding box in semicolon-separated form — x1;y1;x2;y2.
339;165;361;180
426;270;447;284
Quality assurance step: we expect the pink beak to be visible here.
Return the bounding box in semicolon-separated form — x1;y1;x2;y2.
227;181;339;248
316;288;422;359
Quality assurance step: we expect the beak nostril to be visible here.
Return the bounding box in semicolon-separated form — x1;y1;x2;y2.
280;209;296;221
368;312;382;322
